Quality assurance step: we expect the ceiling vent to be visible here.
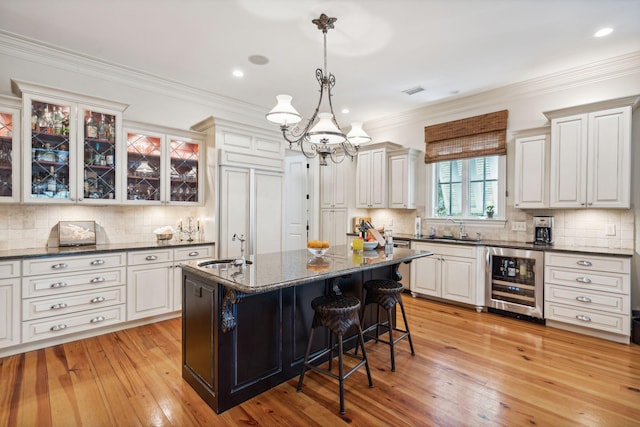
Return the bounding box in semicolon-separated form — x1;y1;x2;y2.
402;86;425;95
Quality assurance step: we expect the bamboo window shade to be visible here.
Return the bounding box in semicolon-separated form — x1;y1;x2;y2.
424;110;508;163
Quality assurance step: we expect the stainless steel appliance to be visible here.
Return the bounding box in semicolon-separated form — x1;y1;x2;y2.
485;247;544;320
533;216;553;245
394;238;411;288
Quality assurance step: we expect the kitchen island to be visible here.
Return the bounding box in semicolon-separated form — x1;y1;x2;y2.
180;245;432;414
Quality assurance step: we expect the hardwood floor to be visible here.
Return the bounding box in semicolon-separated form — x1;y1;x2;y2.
1;296;639;426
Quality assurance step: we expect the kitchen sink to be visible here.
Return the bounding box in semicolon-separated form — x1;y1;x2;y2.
428;236;482;244
198;259;253;269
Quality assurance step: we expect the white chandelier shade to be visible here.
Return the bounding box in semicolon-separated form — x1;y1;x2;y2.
265;94;302;126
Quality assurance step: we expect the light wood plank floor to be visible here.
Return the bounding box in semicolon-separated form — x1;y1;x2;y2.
1;296;639;426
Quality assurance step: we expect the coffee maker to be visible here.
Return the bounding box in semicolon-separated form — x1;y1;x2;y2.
533;216;553;245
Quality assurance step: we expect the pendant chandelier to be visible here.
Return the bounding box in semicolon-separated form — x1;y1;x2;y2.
266;13;371;166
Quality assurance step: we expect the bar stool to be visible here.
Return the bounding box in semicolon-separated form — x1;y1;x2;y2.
359;279;414;371
297;294;374;414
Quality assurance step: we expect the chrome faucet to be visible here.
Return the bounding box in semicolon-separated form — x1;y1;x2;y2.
231;233;246;268
447;218;468;239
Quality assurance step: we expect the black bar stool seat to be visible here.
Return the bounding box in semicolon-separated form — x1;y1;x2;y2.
297;295;374;414
359;279;414;371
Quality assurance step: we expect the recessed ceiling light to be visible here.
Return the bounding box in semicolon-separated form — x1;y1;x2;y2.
232;69;244;78
593;27;613;38
249;55;269;65
341;108;350;114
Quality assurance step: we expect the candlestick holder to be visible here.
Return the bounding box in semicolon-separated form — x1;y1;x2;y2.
178;216;200;242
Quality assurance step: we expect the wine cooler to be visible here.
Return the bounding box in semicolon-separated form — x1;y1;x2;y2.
485;247;544;320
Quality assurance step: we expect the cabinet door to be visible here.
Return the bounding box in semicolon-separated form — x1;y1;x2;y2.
411;245;440;296
370;149;387;208
0;279;20;349
219;166;250;258
388;154;408;208
587;107;631;208
255;170;283;255
332;209;348;247
124;128;165;204
0;104;20;204
550;114;587;208
441;256;476;304
514;134;549;208
166;135;204;205
320;164;334;208
356;150;372;208
22;95;77;203
320;209;335;243
127;263;173;320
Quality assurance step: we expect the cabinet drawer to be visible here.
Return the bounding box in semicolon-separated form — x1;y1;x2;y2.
545;284;628;315
22;305;126;343
22;268;125;298
545;252;630;273
544;302;629;335
412;243;476;258
174;245;214;262
128;249;173;265
23;285;126;321
0;260;20;278
544;266;629;294
23;252;126;276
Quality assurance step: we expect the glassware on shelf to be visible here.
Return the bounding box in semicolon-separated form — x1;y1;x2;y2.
86;112;98;138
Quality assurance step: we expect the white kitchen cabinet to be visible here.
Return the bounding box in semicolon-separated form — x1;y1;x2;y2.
544;251;631;344
320;160;352;209
0;97;21;204
219;165;283;258
546;99;634;209
123;121;205;206
173;245;215;311
13;80;128;205
388;148;423;209
21;252;127;343
127;248;174;320
320;208;348;248
0;260;20;349
513;130;549;209
410;242;483;311
356;147;389;208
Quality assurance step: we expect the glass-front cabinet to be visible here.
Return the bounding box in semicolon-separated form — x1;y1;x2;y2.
124;121;204;205
13;80;127;204
0;96;21;203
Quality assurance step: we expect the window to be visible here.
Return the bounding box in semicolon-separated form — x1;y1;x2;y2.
432;155;504;219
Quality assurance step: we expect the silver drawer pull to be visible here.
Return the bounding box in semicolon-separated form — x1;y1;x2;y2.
576;315;592;322
50;324;68;331
90;296;106;303
145;255;158;261
188;251;199;257
90;259;105;266
50;282;68;288
575;296;592;303
576;260;592;267
51;263;68;270
90;316;106;323
90;277;106;283
576;277;592;284
51;303;68;310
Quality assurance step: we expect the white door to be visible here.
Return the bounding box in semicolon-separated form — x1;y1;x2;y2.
285;155;310;251
254;170;283;255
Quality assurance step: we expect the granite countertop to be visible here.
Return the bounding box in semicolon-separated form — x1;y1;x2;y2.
347;232;633;257
0;240;216;261
182;245;432;294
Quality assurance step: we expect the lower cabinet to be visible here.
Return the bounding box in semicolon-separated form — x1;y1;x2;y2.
0;261;20;349
173;245;215;311
544;251;631;343
127;248;174;320
410;242;484;311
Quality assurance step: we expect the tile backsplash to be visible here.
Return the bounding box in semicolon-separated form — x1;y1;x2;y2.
367;207;635;250
0;204;205;251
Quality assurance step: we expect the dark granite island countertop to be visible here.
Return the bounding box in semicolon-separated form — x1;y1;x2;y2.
180;245;432;414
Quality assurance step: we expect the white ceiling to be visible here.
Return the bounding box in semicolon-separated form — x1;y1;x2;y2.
1;0;640;126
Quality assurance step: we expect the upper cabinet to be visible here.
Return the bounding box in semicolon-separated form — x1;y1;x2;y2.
0;96;20;204
356;145;392;209
13;80;128;204
545;97;636;209
124;121;204;206
513;129;550;209
388;148;423;209
320;160;352;209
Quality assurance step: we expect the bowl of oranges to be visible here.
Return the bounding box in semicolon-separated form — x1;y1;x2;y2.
307;239;330;257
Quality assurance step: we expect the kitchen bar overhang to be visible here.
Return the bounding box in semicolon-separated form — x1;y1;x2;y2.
179;245;432;413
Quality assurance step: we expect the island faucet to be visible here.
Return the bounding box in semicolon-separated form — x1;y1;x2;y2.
447;218;468;239
231;233;246;268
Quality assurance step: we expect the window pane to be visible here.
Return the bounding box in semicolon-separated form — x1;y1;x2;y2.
485;156;498;180
469;181;484;216
469;157;484;182
450;183;462;215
